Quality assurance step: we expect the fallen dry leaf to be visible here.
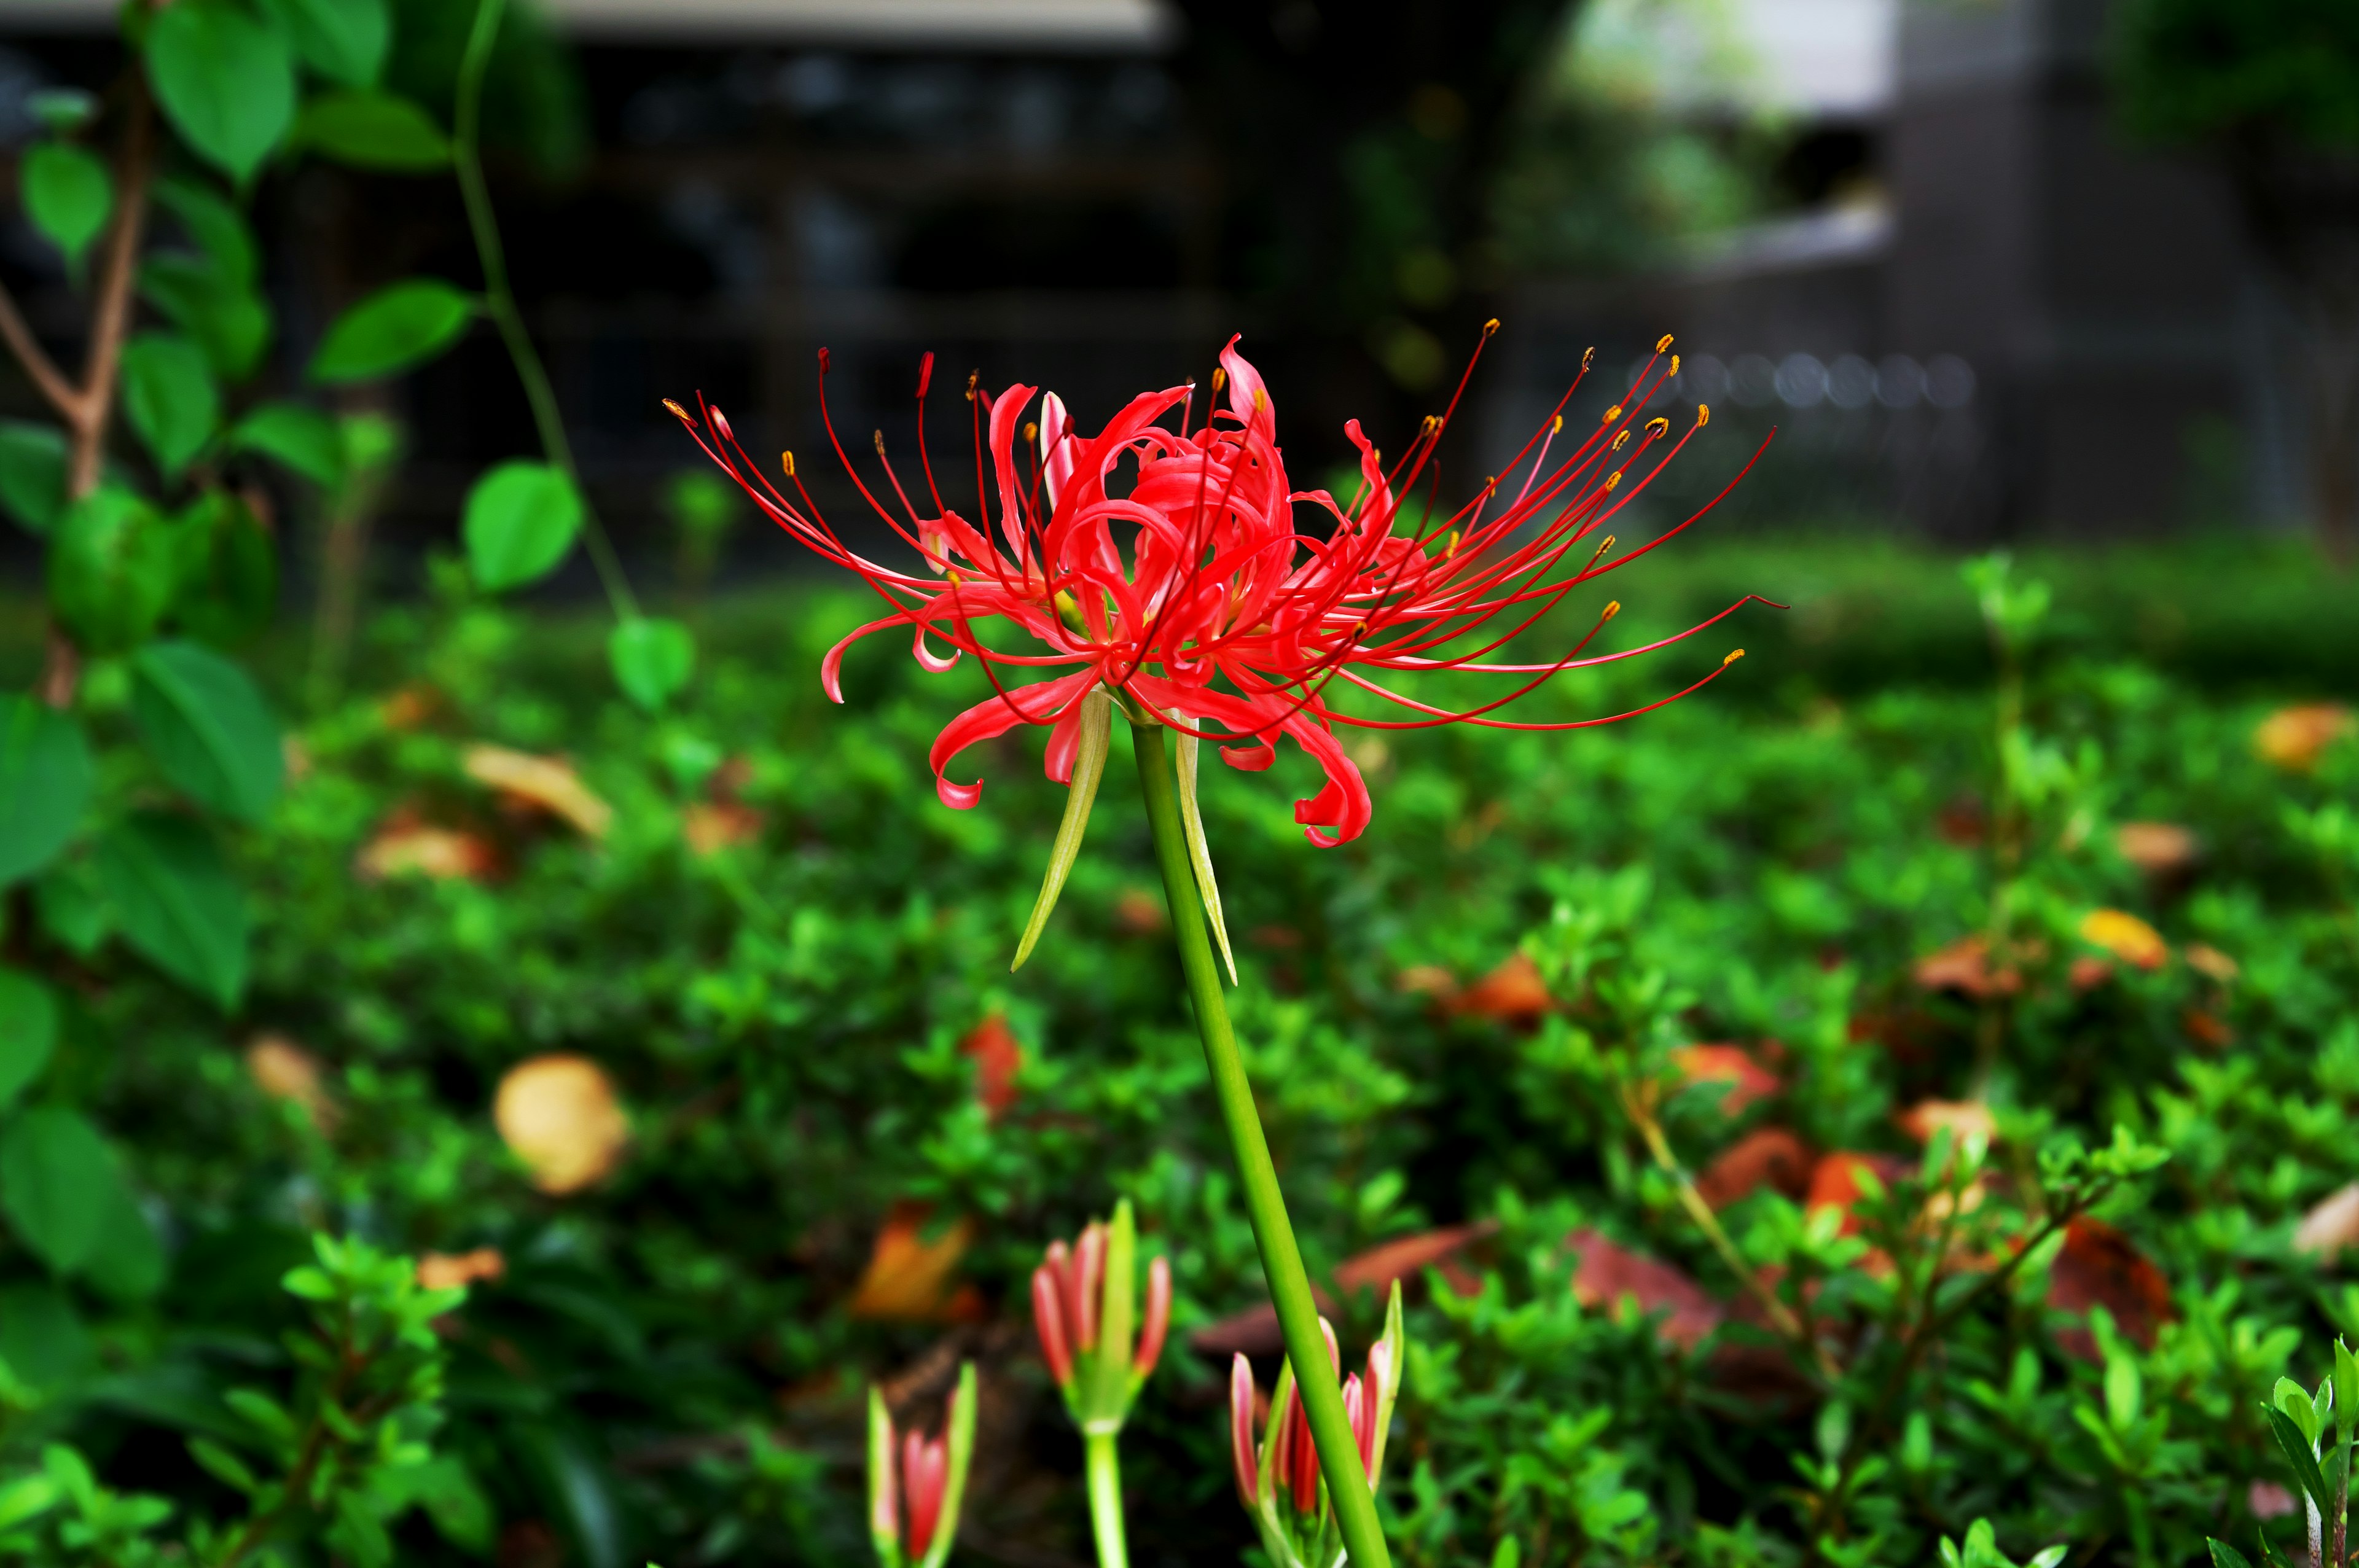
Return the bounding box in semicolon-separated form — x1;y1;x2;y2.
848;1201;979;1322
1805;1151;1912;1236
1393;964;1458;1002
959;1014;1024;1119
1452;952;1554;1023
1914;935;2021;999
355;811;495;882
2293;1182;2359;1259
2079;908;2167;972
417;1247;506;1291
2114;821;2197;877
246;1034;336;1131
380;683;441;731
2068;955;2115;992
464;745;612;839
1567;1228;1723;1349
1672;1044;1780;1115
2184;943;2239;984
1696;1126;1813;1208
1896;1099;1997;1148
2255;703;2353;773
1333;1220;1496;1298
494;1055;630;1195
2047;1215;2172;1357
2183;1008;2234;1048
683;802;764;856
1113;887;1168;935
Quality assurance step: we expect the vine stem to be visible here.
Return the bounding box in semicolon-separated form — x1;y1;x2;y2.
1084;1430;1128;1568
451;0;638;623
1131;720;1391;1568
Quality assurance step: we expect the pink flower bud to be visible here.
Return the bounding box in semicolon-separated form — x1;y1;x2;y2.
1285;1388;1317;1515
1075;1223;1106;1351
1229;1354;1258;1507
1344;1372;1372;1476
711;407;734;443
904;1430;947;1559
1135;1255;1172;1378
1319;1316;1340;1379
1033;1266;1074;1386
1366;1339;1395;1406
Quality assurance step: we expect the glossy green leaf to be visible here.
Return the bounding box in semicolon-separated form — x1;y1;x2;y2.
227;402;342;486
464;461;582;592
20;142;112;271
308;278;476;383
1011;687;1109;971
609;617;694;711
0;970;58;1110
293;88;450;170
0;1107;113;1273
0;697;93;886
0;421;69;534
139;252;271;379
34;860;109;956
146;0;297;184
2206;1539;2255;1568
49;486;174;653
259;0;388;86
82;1180;167;1302
120;331;220;477
2265;1403;2331;1513
153;175;257;287
96;812;250;1008
1176;728;1237;983
131;640;283;821
0;1284;92;1390
166;490;279;647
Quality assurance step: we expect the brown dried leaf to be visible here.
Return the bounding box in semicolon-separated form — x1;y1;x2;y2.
246;1034;337;1131
1333;1220;1497;1298
1896;1099;1997;1147
355;810;495;882
418;1247;506;1290
1696;1127;1815;1208
494;1054;630;1195
2294;1182;2359;1259
1452;951;1553;1023
464;744;613;839
1566;1227;1724;1349
959;1014;1024;1120
2047;1216;2172;1357
1671;1044;1781;1115
848;1201;976;1322
2114;821;2198;876
683;802;763;856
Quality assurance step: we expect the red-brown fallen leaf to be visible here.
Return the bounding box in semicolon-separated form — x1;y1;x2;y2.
1452;952;1553;1023
2068;955;2114;991
683;802;764;856
355;809;496;882
1671;1044;1781;1115
463;744;614;839
2047;1216;2172;1357
2079;908;2167;972
1567;1228;1724;1349
246;1034;338;1131
1189;1288;1343;1358
2293;1182;2359;1259
418;1247;506;1291
2255;703;2353;772
2183;1008;2234;1048
1332;1220;1497;1298
1935;793;1987;847
2115;821;2199;877
2185;943;2240;984
959;1014;1024;1119
1696;1126;1814;1208
1895;1099;1997;1147
848;1201;978;1322
1805;1151;1912;1236
1393;964;1458;1002
380;683;441;731
1113;887;1168;935
1914;935;2021;999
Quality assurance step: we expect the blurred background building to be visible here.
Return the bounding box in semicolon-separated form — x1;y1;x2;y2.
0;0;2330;574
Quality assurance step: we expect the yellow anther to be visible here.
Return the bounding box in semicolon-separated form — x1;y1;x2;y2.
1024;421;1038;442
1422;415;1439;432
1054;588;1079;618
1603;405;1624;424
1723;649;1745;666
1670;355;1681;376
1484;475;1497;494
1611;431;1629;451
1656;333;1673;352
1646;417;1670;439
781;451;796;476
1254;388;1267;411
1603;472;1622;491
662;399;688;419
1697;404;1711;427
947;569;963;586
1551;415;1563;434
1211;367;1227;392
1587;533;1616;567
1483;318;1501;335
1603;599;1621;620
1443;529;1460;558
1582;346;1595;370
874;429;887;455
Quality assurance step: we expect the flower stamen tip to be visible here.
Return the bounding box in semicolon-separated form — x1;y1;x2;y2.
1698;404;1712;426
661;398;688;419
1656;333;1674;351
1483;318;1500;335
1603;405;1624;424
1724;648;1745;666
781;450;795;476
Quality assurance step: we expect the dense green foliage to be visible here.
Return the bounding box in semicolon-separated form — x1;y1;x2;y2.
1;539;2353;1566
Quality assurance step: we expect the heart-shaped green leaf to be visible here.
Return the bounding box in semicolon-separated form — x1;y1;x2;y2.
146;0;297;185
464;461;583;592
131;639;283;821
308;278;476;383
96;812;250;1008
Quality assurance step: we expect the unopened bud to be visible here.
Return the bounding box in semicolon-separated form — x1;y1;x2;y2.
713;408;734;442
1033;1266;1074;1386
1135;1255;1172;1376
1229;1355;1258;1507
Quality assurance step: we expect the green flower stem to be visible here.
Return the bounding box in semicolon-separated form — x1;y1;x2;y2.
1084;1430;1128;1568
1131;720;1391;1568
452;0;639;624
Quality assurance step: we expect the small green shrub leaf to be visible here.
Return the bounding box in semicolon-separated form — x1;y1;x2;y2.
309;278;476;383
120;332;220;477
146;0;297;184
153;176;257;286
139;252;272;380
96;813;250;1008
608;618;695;711
0;1107;114;1273
2264;1403;2331;1513
259;0;389;87
227;402;343;486
166;490;279;648
20;143;112;271
464;461;582;592
294;89;449;170
0;970;58;1110
0;421;69;535
48;487;175;653
0;698;93;886
131;640;283;821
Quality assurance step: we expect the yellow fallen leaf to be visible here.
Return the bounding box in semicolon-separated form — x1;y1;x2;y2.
2255;703;2352;772
464;745;612;839
355;813;495;881
417;1247;506;1291
848;1201;974;1321
2079;908;2167;972
495;1055;630;1195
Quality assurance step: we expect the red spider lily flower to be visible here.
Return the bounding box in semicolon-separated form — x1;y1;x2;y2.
1230;1286;1407;1568
866;1367;977;1568
664;327;1769;846
1031;1201;1170;1429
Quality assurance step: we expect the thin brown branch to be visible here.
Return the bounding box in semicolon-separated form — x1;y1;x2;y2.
68;76;155;499
0;279;80;420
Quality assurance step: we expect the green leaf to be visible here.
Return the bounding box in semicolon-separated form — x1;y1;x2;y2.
2266;1402;2332;1514
139;252;272;380
608;618;694;712
2205;1540;2255;1568
0;698;93;886
259;0;388;87
0;1107;113;1273
225;402;342;486
1175;728;1237;983
34;860;109;956
293;89;449;170
0;971;58;1110
20;143;112;271
146;0;297;185
187;1438;259;1494
308;278;476;383
26;88;96;136
49;486;175;653
0;421;69;534
96;812;250;1008
464;461;582;592
82;1179;166;1302
166;490;279;647
120;332;221;478
153;176;257;287
0;1285;92;1391
131;640;283;821
1011;687;1110;971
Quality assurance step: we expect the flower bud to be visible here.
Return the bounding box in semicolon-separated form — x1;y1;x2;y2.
1032;1265;1074;1387
1229;1354;1258;1507
1135;1255;1172;1378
